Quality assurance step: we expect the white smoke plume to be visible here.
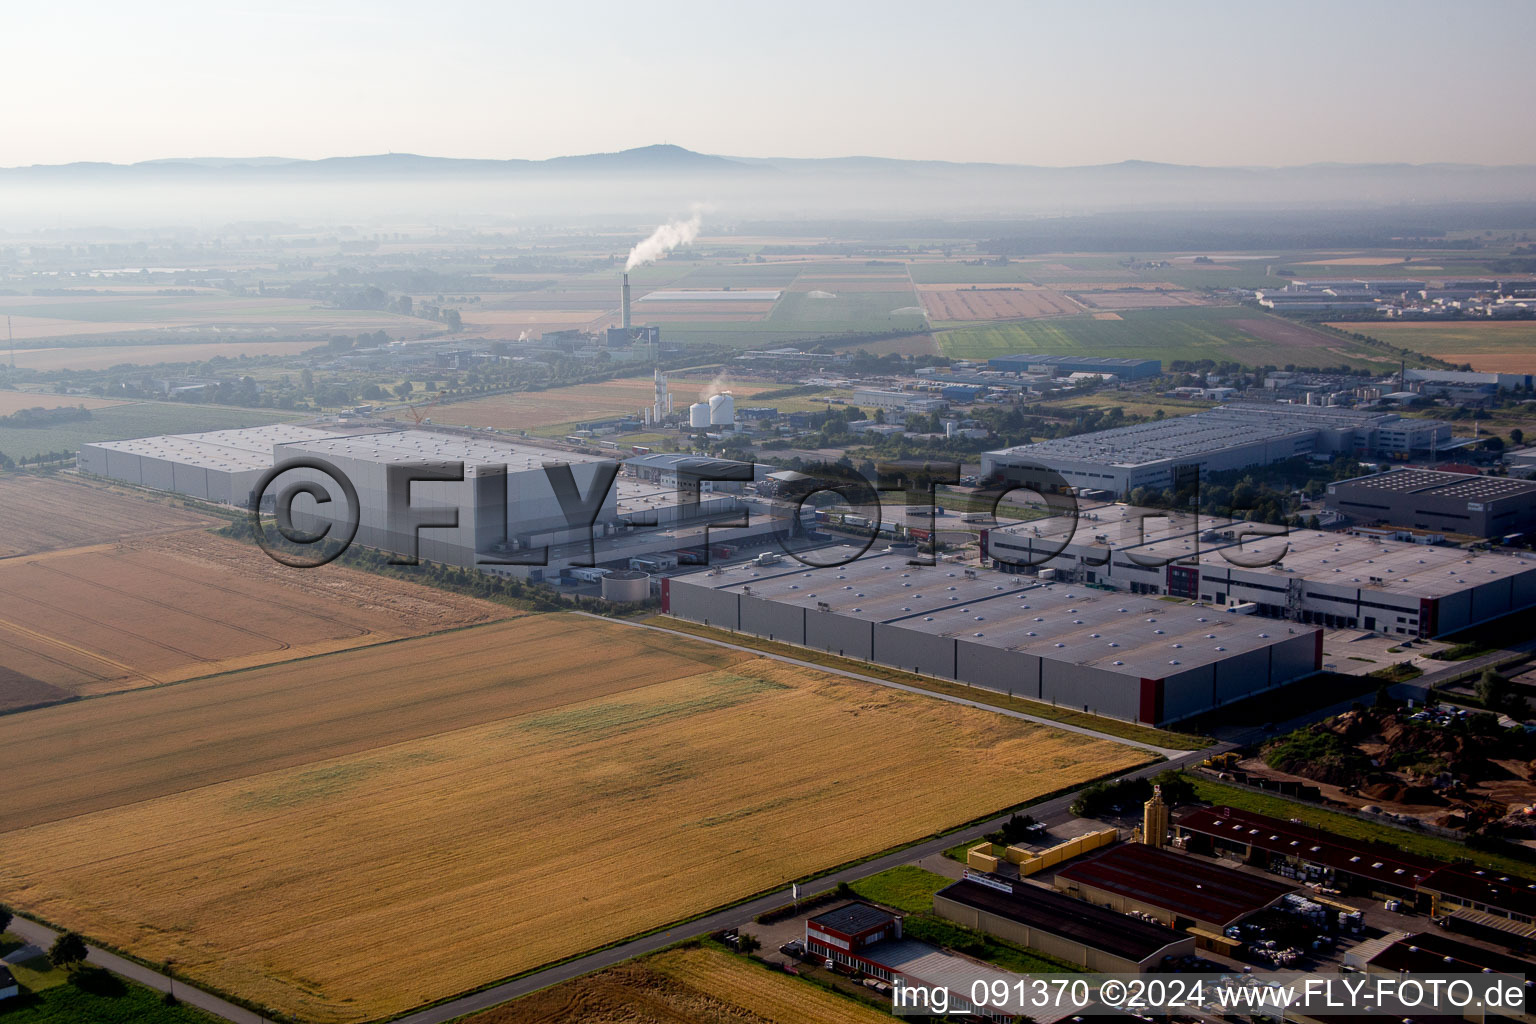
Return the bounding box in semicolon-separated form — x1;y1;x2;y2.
516;329;529;342
699;370;732;401
626;209;703;271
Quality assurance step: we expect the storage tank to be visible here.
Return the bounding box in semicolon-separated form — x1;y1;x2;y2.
708;392;734;426
601;569;651;602
689;402;710;428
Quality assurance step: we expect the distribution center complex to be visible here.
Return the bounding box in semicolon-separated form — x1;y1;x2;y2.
662;545;1321;727
78;423;753;573
1325;467;1536;539
982;403;1455;498
983;502;1536;637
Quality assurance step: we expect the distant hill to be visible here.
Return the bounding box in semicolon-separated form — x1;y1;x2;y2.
5;145;1536;226
0;145;763;181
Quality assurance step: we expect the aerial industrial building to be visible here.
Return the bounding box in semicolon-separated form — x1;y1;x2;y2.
1326;468;1536;539
1054;843;1298;933
1176;805;1440;900
79;424;757;574
984;502;1536;636
933;877;1195;972
985;354;1163;380
851;388;948;415
982;403;1455;497
663;545;1321;727
78;425;339;505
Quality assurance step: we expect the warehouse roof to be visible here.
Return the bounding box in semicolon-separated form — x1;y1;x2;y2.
1332;468;1536;502
986;403;1398;471
82;424;338;472
1366;931;1534;978
861;939;1047;1017
986;412;1317;470
1189;525;1536;599
993;503;1536;601
937;878;1191;963
1419;864;1536;920
280;429;611;472
1177;806;1441;890
1055;843;1297;927
624;454;752;478
807;902;896;937
688;546;1311;680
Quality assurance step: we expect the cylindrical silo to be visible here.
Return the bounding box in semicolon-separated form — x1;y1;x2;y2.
601;570;651;602
689;402;710;428
708;392;734;426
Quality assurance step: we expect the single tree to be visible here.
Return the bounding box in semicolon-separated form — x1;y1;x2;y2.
737;933;762;955
49;930;88;970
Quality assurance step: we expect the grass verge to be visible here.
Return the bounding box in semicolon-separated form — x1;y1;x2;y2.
846;866;953;915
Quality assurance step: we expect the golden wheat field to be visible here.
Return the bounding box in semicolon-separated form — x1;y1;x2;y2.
0;473;218;558
0;615;1146;1023
0;530;508;708
468;946;890;1024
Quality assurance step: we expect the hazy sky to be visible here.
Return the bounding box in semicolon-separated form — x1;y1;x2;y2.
8;0;1535;168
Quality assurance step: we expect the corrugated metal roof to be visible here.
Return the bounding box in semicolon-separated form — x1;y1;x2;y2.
1056;843;1296;927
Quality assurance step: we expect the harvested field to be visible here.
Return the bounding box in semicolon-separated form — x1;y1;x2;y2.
0;615;719;830
435;376;776;431
919;286;1079;321
11;340;321;370
845;332;941;355
1092;312;1124;320
460;309;608;338
0;530;507;706
0;475;217;558
938;307;1407;368
1074;289;1209;310
1330;321;1536;373
468;946;888;1024
0;294;425;342
0;617;1146;1022
0;392;129;415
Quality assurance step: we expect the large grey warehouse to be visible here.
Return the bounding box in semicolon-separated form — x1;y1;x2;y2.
78;425;337;504
662;546;1321;727
982;404;1455;498
78;423;757;574
984;502;1536;637
1325;468;1536;539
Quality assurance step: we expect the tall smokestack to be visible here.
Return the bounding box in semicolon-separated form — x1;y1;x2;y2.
622;272;632;330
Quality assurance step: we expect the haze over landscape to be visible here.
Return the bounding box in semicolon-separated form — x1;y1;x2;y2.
5;5;1536;1024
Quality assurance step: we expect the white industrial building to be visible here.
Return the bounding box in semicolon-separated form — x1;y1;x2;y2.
982;404;1455;498
852;388;948;415
78;425;338;505
983;503;1536;637
78;423;755;574
663;545;1321;727
272;429;623;568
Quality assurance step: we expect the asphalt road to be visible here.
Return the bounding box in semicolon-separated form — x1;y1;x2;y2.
3;915;266;1024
